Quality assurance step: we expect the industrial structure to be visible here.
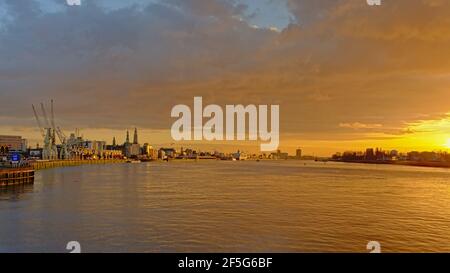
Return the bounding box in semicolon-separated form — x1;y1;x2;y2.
32;100;122;160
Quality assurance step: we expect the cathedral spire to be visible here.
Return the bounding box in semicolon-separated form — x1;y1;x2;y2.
133;128;138;144
112;136;116;147
126;130;130;144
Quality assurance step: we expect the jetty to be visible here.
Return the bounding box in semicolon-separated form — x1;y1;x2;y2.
0;168;35;187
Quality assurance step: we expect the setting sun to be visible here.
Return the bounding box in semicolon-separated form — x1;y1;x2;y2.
446;138;450;149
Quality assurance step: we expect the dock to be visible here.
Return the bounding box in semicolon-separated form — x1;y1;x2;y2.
0;168;35;187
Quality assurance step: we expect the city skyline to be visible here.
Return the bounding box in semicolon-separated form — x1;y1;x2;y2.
1;0;449;156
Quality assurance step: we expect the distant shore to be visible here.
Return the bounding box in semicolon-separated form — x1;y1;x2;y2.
331;159;450;169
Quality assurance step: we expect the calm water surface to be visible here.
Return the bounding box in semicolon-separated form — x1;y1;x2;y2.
0;160;449;252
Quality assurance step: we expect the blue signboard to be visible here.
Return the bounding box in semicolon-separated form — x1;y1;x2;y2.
11;153;20;163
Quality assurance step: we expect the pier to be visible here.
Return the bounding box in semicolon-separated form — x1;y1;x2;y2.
0;168;35;187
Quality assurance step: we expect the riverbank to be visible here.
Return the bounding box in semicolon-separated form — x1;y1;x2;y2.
30;159;126;170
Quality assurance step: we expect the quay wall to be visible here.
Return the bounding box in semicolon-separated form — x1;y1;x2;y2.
30;159;126;170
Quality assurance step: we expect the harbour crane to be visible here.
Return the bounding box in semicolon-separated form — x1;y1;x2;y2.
31;101;59;160
50;100;70;159
32;100;88;160
33;103;56;160
40;102;51;129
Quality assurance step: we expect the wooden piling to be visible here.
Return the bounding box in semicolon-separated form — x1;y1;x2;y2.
0;168;35;187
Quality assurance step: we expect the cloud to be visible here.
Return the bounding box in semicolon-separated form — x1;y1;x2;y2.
339;122;383;129
0;0;449;154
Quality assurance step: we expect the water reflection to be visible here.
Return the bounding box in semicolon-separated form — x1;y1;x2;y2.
0;183;34;202
0;161;449;252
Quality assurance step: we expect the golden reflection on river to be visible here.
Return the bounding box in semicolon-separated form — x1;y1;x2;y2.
0;160;449;252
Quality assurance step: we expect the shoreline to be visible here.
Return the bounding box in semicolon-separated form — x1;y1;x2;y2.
30;159;126;170
331;159;450;169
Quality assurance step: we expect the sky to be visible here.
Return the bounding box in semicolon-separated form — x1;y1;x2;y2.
0;0;449;156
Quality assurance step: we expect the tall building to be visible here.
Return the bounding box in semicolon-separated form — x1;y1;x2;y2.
296;148;302;159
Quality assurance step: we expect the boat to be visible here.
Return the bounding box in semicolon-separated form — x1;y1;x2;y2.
126;159;141;164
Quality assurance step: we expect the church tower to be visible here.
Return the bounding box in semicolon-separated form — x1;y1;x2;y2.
133;128;138;144
125;130;130;144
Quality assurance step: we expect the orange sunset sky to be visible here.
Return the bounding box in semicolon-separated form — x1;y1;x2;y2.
0;0;449;156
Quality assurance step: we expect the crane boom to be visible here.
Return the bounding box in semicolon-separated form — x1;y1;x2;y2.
32;104;45;137
50;99;66;143
56;127;67;143
40;102;51;128
50;99;56;131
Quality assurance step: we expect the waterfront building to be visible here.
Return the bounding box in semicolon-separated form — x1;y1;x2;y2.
63;139;123;159
128;144;141;157
296;148;302;159
102;149;123;159
0;135;27;153
271;150;288;160
82;140;106;157
159;148;176;159
83;140;106;151
142;143;158;160
232;150;248;160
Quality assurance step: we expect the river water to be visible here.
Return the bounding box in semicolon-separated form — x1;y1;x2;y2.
0;160;449;252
